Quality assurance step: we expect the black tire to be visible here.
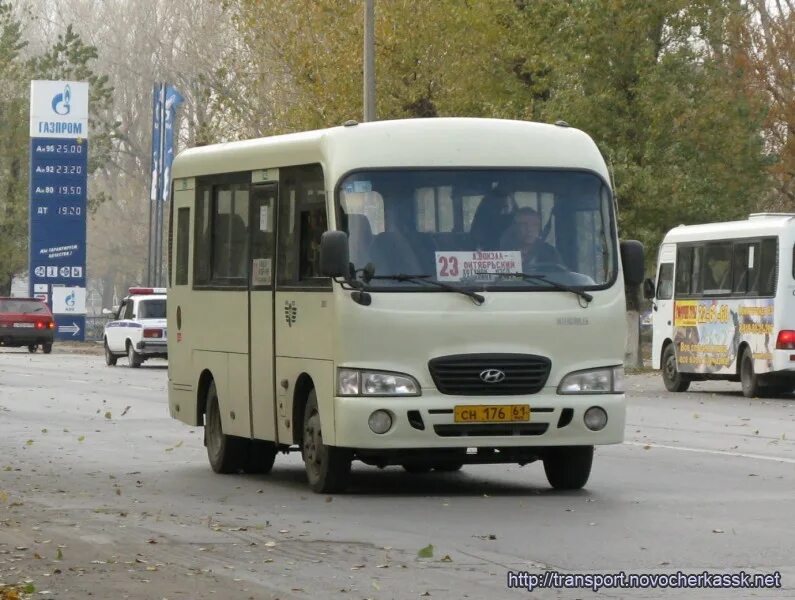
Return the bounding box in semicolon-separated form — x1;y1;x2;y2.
662;344;690;392
127;342;142;368
42;342;52;355
434;463;464;472
204;381;248;473
543;446;594;490
402;463;432;474
244;440;278;474
27;344;37;353
740;348;762;398
104;339;117;366
302;390;351;493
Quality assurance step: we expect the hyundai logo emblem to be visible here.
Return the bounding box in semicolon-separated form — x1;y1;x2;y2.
479;369;506;383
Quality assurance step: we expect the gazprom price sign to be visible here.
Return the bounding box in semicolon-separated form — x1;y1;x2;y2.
29;81;89;341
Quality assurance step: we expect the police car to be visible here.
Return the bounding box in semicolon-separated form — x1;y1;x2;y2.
103;287;167;368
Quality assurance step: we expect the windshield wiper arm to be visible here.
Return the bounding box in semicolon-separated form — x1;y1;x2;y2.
476;272;592;303
370;274;485;305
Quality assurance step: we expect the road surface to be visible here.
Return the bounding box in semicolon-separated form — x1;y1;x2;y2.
1;349;793;598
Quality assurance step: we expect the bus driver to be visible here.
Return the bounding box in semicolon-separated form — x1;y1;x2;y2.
502;207;562;268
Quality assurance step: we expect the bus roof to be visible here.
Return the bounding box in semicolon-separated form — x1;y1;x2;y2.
171;118;610;184
662;213;795;244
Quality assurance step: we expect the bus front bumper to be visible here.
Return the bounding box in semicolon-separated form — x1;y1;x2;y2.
332;391;626;450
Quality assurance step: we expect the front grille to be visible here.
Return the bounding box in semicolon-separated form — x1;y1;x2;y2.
428;353;551;395
433;423;549;437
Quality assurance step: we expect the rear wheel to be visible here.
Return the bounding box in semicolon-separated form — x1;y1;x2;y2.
402;463;432;474
104;339;117;366
42;342;52;354
740;348;762;398
127;342;142;368
543;446;593;490
662;344;690;392
204;381;247;473
302;390;351;493
244;440;278;474
27;344;37;353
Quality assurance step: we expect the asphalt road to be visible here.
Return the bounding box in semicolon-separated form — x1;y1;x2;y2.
1;349;793;599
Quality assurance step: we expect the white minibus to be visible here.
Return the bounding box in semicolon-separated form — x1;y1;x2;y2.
167;118;644;492
646;213;795;397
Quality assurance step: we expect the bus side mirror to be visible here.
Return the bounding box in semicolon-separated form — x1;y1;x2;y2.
643;278;656;299
620;240;644;286
320;230;350;278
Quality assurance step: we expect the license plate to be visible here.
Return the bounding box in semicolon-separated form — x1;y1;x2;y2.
13;322;34;328
454;404;530;423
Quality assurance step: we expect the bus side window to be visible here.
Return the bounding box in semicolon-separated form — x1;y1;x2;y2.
656;263;673;299
759;238;777;296
277;164;328;287
732;242;760;295
175;207;190;286
675;246;692;296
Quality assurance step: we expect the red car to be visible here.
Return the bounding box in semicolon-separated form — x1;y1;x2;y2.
0;297;55;354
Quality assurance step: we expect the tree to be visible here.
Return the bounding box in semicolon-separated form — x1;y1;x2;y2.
0;1;30;295
738;0;795;208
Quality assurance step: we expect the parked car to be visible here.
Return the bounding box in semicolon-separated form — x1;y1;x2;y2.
0;297;55;353
103;287;167;368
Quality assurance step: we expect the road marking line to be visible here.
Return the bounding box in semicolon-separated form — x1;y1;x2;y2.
624;441;795;464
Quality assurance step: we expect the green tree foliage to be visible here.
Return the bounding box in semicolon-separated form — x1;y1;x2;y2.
0;1;29;294
229;0;771;263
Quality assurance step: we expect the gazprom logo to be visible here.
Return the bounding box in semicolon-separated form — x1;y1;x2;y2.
52;84;71;115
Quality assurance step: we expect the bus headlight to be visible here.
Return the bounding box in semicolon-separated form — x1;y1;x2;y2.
337;369;421;396
557;366;624;394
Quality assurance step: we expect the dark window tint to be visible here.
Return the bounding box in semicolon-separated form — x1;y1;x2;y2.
138;299;166;319
759;238;777;296
211;184;249;282
175;207;190;286
656;263;673;300
277;164;328;287
701;242;732;293
675;247;692;295
732;242;760;295
194;188;212;285
0;299;48;314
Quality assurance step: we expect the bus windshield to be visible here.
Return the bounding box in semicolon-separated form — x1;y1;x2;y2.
337;169;616;290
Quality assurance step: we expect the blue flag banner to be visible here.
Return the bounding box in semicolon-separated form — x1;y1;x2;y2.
162;85;184;203
150;83;163;203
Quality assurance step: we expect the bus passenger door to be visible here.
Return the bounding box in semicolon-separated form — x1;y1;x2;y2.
248;183;278;442
652;244;676;369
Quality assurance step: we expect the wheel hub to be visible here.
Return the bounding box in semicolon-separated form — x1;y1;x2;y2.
304;412;323;467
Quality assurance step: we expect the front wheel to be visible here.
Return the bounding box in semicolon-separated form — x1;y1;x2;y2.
302;390;351;493
205;381;247;473
662;344;690;392
543;446;593;490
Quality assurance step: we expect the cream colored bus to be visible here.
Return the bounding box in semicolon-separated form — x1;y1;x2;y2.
167;118;644;493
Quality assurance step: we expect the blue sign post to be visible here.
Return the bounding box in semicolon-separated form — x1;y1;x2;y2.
29;81;89;341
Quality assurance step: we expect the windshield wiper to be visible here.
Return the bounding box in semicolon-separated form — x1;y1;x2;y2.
476;272;592;304
369;274;485;306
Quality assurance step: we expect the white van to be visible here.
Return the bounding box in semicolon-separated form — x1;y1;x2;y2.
167;118;644;492
646;213;795;397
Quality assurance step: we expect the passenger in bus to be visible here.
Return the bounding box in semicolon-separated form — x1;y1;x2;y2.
703;247;731;291
469;189;516;250
501;207;562;269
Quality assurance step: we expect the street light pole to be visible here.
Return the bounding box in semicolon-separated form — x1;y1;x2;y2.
363;0;376;122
